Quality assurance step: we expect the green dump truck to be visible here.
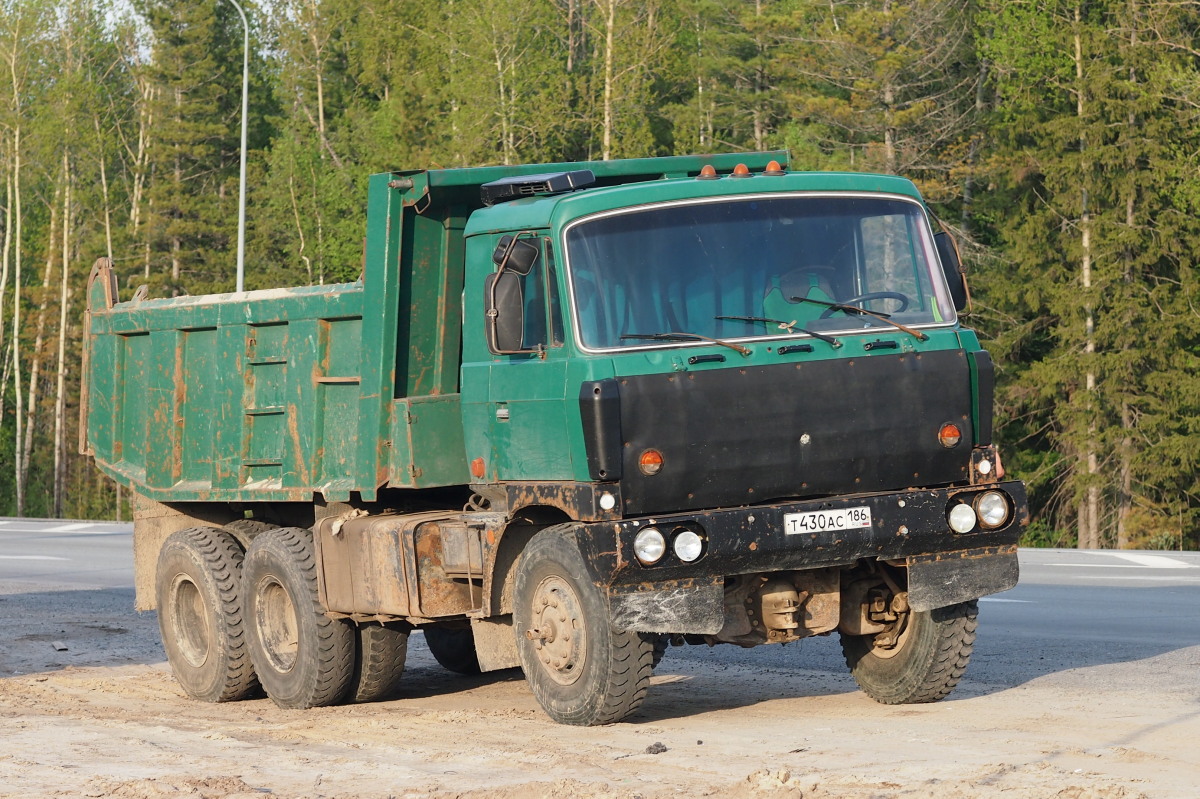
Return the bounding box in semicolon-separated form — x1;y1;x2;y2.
82;152;1027;725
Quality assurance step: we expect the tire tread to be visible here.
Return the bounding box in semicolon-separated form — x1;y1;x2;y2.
515;524;654;726
157;527;259;703
351;623;409;703
841;599;978;705
244;527;354;709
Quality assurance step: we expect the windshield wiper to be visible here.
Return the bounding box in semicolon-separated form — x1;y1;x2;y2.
620;331;751;356
789;296;928;342
716;315;842;348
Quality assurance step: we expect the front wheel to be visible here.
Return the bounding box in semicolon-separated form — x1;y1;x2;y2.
243;527;355;709
514;526;654;726
840;599;979;704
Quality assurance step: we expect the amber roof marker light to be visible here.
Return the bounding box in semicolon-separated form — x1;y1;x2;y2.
764;160;786;176
731;163;752;178
697;164;719;180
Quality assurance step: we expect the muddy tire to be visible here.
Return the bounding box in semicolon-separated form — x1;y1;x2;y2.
350;623;409;703
223;519;277;551
155;527;259;703
424;626;481;675
243;527;354;709
514;526;653;726
840;599;979;704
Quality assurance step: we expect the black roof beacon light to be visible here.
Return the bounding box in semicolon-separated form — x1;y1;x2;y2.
480;170;597;206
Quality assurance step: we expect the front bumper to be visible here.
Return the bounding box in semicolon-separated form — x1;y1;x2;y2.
572;480;1027;634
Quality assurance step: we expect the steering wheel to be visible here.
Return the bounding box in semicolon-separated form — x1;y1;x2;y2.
818;291;910;318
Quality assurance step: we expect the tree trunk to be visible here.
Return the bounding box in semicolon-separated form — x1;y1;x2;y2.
752;0;765;151
0;141;12;423
21;182;61;513
1074;8;1101;550
601;0;616;160
11;119;25;515
1115;0;1139;550
54;151;72;518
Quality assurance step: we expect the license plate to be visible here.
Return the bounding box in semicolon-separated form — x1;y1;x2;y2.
784;506;872;535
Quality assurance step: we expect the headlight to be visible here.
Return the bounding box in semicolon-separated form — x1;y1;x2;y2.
672;529;704;562
633;527;666;564
948;503;977;533
975;491;1010;529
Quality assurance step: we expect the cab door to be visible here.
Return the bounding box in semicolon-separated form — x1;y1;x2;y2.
461;235;574;482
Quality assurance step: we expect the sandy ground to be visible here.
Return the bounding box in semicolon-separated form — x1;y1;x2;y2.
0;584;1194;799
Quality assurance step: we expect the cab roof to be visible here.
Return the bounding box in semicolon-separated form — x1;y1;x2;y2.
462;169;926;237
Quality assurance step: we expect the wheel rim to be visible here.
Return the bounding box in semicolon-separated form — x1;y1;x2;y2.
868;611;913;660
527;575;586;686
170;574;211;669
257;577;299;673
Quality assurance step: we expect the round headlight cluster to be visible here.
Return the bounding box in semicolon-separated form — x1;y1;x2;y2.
673;530;704;562
633;525;706;565
634;527;666;564
975;490;1010;529
948;503;977;533
947;490;1012;533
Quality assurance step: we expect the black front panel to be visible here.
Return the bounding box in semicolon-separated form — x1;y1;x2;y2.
579;379;623;481
617;350;972;515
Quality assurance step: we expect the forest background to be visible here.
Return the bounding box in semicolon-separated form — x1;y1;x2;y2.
2;0;1199;550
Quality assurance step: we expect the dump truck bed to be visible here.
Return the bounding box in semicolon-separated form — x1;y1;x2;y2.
82;152;788;504
82;277;470;502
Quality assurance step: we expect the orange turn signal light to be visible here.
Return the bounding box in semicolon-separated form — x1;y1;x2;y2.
938;423;962;448
638;449;665;475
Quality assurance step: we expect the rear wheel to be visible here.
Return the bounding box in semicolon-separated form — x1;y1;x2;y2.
223;519;277;551
514;526;653;726
350;623;409;703
840;599;979;704
243;527;355;709
155;527;258;702
424;626;481;675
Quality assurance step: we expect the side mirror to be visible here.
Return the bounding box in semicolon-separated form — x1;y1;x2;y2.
484;271;525;353
934;231;969;312
492;235;539;275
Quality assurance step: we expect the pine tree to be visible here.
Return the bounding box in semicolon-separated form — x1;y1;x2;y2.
778;0;981;197
134;0;246;295
976;0;1200;549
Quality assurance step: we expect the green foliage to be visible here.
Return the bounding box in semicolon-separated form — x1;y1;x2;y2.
0;0;1198;550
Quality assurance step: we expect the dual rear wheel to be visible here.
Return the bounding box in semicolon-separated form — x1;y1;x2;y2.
156;525;408;708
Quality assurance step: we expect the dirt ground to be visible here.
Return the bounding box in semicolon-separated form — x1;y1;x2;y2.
0;586;1193;799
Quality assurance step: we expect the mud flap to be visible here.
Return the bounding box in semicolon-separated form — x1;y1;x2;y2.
471;615;520;672
607;578;724;634
905;545;1019;612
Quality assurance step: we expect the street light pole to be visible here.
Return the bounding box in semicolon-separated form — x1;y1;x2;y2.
226;0;250;293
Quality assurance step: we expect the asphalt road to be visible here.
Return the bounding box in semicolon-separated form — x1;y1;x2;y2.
0;517;133;589
3;515;1199;694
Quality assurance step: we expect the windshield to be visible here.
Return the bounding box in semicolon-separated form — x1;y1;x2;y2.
564;194;955;350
